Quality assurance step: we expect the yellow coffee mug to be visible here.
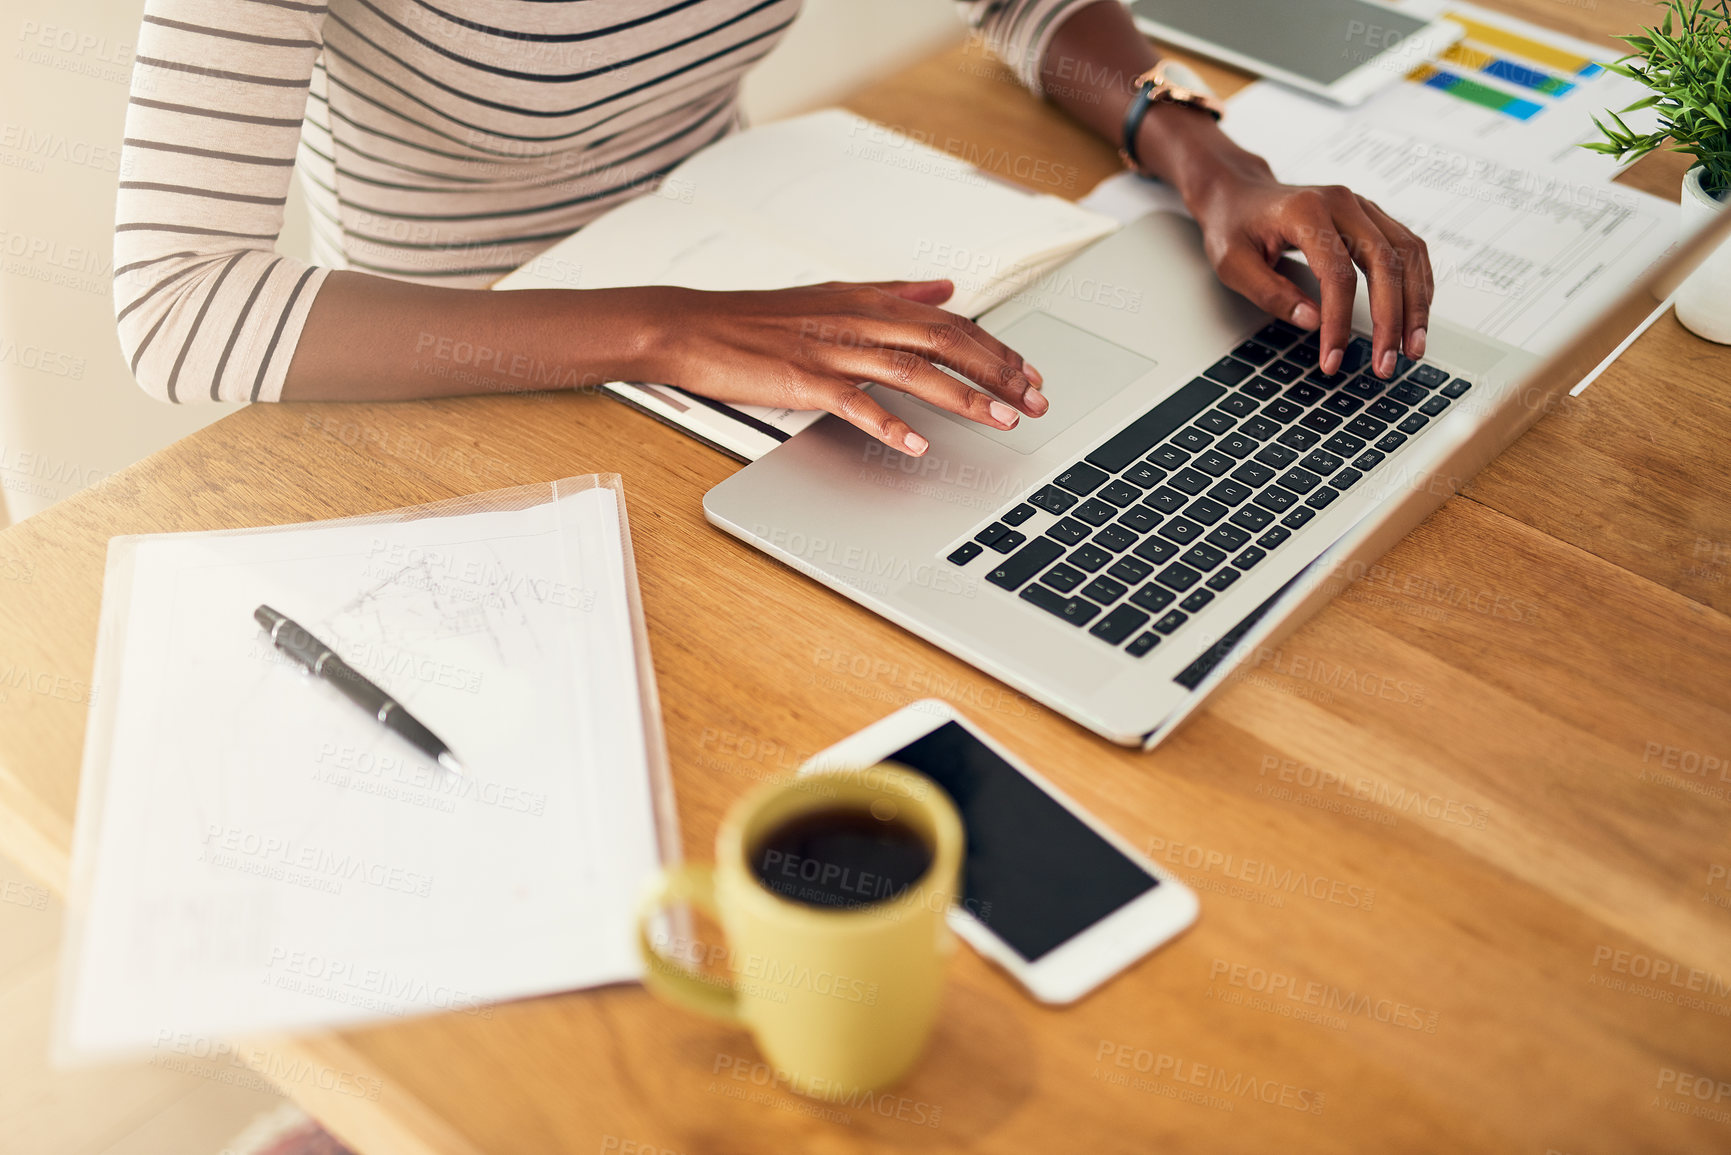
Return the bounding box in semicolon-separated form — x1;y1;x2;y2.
637;763;963;1096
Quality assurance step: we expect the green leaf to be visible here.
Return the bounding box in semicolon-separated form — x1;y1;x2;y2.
1587;0;1731;169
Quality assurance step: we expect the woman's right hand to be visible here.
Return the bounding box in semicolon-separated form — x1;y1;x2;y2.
642;279;1046;456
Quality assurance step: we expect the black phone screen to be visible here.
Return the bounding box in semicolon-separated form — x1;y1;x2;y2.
889;721;1157;962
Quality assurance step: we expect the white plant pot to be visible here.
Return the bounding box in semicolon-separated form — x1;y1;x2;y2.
1676;165;1731;344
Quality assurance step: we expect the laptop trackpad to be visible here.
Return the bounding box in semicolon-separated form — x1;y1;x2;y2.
905;311;1157;455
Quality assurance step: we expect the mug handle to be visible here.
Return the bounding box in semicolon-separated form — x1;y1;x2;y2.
636;863;743;1023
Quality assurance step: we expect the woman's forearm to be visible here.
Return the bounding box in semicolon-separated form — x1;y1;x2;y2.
280;271;672;402
278;270;1045;458
1036;0;1265;207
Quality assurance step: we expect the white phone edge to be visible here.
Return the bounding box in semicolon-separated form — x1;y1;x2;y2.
1129;6;1466;107
798;700;1199;1005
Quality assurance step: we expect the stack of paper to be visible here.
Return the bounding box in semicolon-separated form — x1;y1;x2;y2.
56;477;674;1060
496;110;1118;459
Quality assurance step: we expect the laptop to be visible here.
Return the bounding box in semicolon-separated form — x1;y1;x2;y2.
705;204;1731;747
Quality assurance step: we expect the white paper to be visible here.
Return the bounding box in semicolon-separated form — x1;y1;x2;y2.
1076;172;1187;225
58;486;661;1058
1384;2;1660;180
1222;83;1676;355
501;110;1117;316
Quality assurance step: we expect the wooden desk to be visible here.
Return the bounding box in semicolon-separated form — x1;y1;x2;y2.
3;3;1729;1151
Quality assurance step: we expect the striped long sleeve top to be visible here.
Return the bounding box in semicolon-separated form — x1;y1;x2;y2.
112;0;1096;403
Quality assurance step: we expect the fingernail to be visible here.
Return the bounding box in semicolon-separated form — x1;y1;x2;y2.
1322;348;1343;376
1292;302;1320;329
1025;388;1049;416
902;431;928;455
989;400;1020;428
1378;350;1395;378
1410;327;1427;357
1024;363;1044;387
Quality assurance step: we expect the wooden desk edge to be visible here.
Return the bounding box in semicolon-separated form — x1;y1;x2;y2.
257;1033;488;1155
0;774;70;893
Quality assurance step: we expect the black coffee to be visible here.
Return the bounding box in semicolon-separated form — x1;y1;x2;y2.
750;806;934;910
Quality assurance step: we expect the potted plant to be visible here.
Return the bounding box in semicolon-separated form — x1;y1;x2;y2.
1587;0;1731;342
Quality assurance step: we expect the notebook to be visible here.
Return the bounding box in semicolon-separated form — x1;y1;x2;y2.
494;109;1119;460
55;476;677;1060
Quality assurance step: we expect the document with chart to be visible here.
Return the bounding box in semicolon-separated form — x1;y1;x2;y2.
1226;84;1674;353
1087;3;1675;371
1232;3;1674;353
55;477;675;1060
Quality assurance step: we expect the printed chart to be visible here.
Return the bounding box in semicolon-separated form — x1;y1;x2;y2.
1408;11;1609;122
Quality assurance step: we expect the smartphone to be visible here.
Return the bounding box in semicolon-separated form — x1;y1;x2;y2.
801;701;1197;1003
1130;0;1464;106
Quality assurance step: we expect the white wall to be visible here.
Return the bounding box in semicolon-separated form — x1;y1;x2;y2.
0;0;964;526
741;0;964;123
0;0;247;525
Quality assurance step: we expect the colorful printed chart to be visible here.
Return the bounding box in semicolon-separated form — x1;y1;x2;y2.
1411;63;1544;120
1406;10;1606;121
1443;43;1579;95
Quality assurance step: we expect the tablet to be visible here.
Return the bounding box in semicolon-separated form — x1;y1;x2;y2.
1129;0;1463;106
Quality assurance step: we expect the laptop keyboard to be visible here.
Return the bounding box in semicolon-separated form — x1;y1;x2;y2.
944;320;1472;658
